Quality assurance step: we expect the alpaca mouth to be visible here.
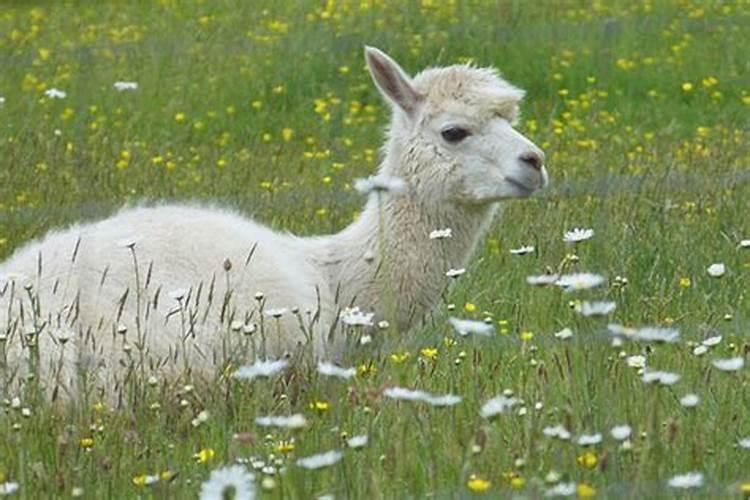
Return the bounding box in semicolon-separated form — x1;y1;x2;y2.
505;177;536;195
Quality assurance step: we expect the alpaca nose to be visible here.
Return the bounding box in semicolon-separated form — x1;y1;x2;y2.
519;151;545;171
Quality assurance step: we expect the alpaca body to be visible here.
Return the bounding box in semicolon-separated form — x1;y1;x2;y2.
1;47;548;399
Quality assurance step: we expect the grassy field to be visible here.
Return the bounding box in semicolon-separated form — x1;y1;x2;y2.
1;0;749;498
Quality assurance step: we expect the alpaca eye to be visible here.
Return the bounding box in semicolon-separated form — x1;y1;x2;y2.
441;127;470;143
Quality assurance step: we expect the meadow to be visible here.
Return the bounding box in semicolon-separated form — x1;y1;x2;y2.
0;0;749;498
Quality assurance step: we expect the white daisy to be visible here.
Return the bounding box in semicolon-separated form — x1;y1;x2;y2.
667;472;704;489
608;324;680;343
526;273;560;286
382;387;461;407
448;317;494;337
576;433;603;446
445;268;466;278
679;394;700;408
543;424;572;440
641;369;681;385
354;174;406;195
510;245;535;255
545;482;576;497
113;81;138;91
44;88;66;99
692;345;708;356
296;450;344;470
610;425;632;441
707;263;726;277
339;307;374;327
346;435;368;449
554;272;605;292
711;357;744;372
317;361;356;379
233;359;289;380
738;437;750;449
480;395;519;418
255;414;307;429
199;464;255;500
626;355;646;369
575;300;616;317
740;239;750;248
702;335;722;347
0;481;19;495
554;327;573;340
563;227;594;243
429;228;452;240
0;96;5;105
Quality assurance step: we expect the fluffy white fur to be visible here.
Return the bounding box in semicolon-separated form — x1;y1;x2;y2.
0;47;547;400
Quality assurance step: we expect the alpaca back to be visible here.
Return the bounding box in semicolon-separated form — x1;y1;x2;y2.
0;205;336;399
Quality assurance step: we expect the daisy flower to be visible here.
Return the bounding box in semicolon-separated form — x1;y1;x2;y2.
339;307;374;327
354;174;406;195
545;482;576;497
480;395;519;418
641;369;681;385
626;355;646;369
317;361;356;379
199;465;255;500
526;273;560;286
265;307;288;318
346;435;368;449
233;359;288;380
382;387;461;407
44;88;66;99
543;424;572;440
610;425;632;441
575;301;616;317
702;335;722;347
113;81;138;91
448;317;494;337
576;433;603;446
429;228;452;239
563;227;594;243
667;472;704;489
680;394;700;408
711;357;744;371
554;273;605;292
739;239;750;248
707;263;726;277
0;96;5;105
296;450;344;470
255;414;308;429
510;245;535;255
445;268;466;278
554;327;573;340
738;437;750;449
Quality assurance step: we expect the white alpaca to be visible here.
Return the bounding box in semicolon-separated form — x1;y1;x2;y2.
0;47;547;400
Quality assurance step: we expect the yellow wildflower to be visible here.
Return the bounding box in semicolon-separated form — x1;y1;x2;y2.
309;400;330;412
390;352;411;364
276;440;295;453
79;437;95;449
577;451;598;469
194;448;215;463
420;347;438;360
464;302;476;313
681;82;693;93
679;277;691;288
467;474;491;492
174;112;186;122
577;482;597;497
520;331;534;342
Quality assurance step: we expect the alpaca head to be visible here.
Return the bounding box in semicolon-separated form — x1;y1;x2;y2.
365;46;548;206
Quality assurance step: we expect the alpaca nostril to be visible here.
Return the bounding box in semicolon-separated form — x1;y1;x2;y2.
519;151;544;171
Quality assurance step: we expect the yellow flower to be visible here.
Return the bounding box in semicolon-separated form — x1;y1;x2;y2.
679;277;691;288
467;474;491;492
510;476;525;489
194;448;215;463
174;112;186;122
79;437;95;449
520;331;534;342
357;361;377;377
464;302;476;313
420;347;438;360
577;451;598;469
276;440;295;453
390;352;411;364
132;474;149;487
681;82;693;93
281;128;294;141
92;401;106;412
577;482;597;498
309;400;330;412
739;481;750;494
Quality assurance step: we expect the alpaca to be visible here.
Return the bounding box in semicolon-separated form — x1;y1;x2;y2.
0;47;547;400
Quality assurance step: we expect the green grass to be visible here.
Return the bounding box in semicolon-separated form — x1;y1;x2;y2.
1;0;749;498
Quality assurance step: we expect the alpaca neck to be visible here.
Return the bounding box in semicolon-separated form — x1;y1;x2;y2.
320;174;498;331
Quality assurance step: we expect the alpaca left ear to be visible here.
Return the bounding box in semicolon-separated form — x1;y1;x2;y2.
365;46;423;118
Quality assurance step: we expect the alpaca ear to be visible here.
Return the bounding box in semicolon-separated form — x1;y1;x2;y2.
365;46;423;117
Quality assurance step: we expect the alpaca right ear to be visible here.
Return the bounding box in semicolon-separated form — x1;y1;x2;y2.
365;46;423;118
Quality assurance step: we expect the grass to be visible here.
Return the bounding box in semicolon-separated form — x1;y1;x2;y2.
1;0;749;498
